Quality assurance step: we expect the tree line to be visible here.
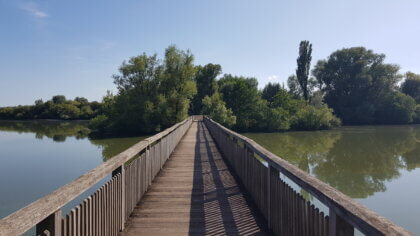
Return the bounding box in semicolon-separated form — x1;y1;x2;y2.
0;95;101;120
88;44;341;135
1;43;419;134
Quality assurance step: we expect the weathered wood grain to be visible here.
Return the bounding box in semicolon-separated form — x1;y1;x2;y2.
121;122;269;236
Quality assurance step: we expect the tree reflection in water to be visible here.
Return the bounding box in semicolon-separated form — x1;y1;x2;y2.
2;120;419;198
0;120;145;161
243;125;420;199
0;120;90;142
90;137;146;161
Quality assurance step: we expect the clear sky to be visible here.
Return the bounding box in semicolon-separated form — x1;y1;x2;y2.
1;0;419;106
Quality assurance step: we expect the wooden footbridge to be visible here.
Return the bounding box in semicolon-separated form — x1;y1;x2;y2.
0;116;413;235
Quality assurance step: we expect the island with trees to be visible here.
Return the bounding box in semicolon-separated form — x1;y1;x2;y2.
1;42;419;135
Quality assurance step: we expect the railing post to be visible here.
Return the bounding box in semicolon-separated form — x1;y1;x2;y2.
113;165;125;231
36;209;61;236
267;164;278;230
329;209;354;236
146;144;151;187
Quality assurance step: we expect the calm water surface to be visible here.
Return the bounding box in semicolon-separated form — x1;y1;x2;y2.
243;125;420;234
1;121;419;234
0;120;146;224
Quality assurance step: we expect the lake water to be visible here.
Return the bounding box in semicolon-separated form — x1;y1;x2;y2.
1;121;419;234
243;125;420;234
0;120;145;233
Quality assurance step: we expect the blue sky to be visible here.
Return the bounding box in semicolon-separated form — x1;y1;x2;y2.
1;0;419;106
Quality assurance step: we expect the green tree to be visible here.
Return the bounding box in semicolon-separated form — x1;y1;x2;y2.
52;104;81;119
288;74;317;100
270;89;302;114
218;75;262;131
191;63;221;114
34;99;44;106
110;53;164;133
296;41;313;101
375;91;416;124
313;47;401;124
159;46;197;126
401;72;420;103
52;95;66;104
75;97;89;105
202;93;236;128
287;75;302;98
90;45;196;135
262;82;282;103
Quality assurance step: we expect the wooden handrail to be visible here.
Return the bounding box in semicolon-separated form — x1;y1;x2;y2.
204;117;412;236
0;117;192;235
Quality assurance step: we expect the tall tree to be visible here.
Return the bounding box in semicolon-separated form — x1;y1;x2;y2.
191;63;222;114
110;53;163;133
92;45;197;134
160;46;197;125
296;40;313;101
313;47;403;124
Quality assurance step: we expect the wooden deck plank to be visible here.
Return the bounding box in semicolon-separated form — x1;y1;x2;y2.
120;122;270;236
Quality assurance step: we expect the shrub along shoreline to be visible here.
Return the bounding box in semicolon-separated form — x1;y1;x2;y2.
0;96;101;120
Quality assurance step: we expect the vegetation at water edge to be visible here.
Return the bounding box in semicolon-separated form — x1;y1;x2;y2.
0;96;101;120
2;42;419;135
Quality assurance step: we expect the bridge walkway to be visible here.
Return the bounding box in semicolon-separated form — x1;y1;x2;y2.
121;121;270;235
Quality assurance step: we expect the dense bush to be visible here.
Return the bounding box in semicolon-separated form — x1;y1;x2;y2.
215;78;340;132
292;105;341;130
260;105;291;131
202;93;236;128
88;115;109;133
375;92;416;124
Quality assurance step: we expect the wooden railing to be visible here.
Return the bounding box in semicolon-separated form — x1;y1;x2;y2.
204;117;413;236
0;117;192;236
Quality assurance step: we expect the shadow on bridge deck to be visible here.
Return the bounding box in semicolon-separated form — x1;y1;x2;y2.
120;121;270;235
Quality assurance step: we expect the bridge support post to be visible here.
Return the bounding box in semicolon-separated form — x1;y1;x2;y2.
36;209;61;236
329;209;354;236
113;165;126;231
267;164;279;230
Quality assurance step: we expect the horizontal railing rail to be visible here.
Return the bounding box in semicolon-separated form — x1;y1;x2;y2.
204;117;412;236
0;117;193;236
